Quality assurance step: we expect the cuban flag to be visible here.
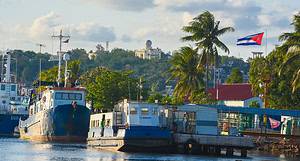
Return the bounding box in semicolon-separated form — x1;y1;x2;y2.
237;32;264;46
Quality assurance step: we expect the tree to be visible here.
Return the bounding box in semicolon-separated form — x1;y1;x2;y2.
226;67;243;84
279;13;300;93
80;67;144;110
249;101;260;108
169;46;205;100
147;93;163;103
249;48;300;109
38;60;81;85
182;11;234;89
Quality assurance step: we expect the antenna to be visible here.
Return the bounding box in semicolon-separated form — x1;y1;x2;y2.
106;41;109;51
52;29;70;87
36;43;46;53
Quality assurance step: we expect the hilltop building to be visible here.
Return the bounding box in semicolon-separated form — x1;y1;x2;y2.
135;40;163;60
208;83;263;108
88;50;97;60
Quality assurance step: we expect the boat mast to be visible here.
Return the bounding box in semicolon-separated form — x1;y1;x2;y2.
1;50;12;83
52;30;70;87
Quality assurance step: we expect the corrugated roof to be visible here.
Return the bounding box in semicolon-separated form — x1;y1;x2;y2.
208;83;253;101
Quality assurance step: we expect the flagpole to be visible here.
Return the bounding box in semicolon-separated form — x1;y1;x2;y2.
265;29;268;56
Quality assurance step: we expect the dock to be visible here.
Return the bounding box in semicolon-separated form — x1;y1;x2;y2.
173;133;255;157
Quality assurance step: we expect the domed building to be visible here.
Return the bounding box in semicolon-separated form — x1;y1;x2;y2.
135;40;163;60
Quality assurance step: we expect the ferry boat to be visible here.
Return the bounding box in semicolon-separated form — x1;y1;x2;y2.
0;51;29;137
19;87;90;142
87;99;172;152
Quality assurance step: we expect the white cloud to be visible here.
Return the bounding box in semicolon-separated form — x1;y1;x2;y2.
182;12;193;26
83;0;156;11
28;12;61;39
72;22;116;42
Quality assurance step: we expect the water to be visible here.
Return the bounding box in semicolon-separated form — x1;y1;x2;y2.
0;138;297;161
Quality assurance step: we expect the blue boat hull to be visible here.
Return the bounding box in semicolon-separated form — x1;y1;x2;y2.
88;126;173;152
20;104;90;142
0;114;28;137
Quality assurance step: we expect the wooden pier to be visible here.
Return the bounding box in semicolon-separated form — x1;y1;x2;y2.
173;133;255;157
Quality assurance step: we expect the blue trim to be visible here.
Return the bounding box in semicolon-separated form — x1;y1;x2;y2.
124;126;171;139
195;104;300;117
196;120;218;126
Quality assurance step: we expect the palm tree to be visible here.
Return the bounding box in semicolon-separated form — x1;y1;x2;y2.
182;11;234;89
279;13;300;93
169;46;205;99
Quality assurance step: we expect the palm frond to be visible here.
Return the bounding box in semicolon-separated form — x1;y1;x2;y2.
279;53;300;76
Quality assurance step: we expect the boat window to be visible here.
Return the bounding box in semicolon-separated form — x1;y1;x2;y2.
1;84;5;91
55;93;63;99
11;85;16;91
62;93;69;100
55;92;82;100
69;93;76;100
130;107;137;115
141;108;149;115
75;93;82;100
11;97;15;101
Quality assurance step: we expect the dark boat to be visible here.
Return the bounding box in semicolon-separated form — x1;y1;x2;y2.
0;50;29;137
19;87;90;142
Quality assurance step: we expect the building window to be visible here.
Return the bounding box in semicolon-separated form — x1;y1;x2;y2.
1;84;5;91
11;85;16;91
141;108;149;115
130;107;137;115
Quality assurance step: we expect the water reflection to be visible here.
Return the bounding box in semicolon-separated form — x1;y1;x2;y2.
0;138;298;161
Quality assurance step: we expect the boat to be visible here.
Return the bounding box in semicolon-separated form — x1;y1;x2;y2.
0;50;29;137
87;99;172;152
19;31;90;142
19;86;90;142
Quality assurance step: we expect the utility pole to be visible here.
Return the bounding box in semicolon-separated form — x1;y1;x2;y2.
52;30;70;86
36;43;46;53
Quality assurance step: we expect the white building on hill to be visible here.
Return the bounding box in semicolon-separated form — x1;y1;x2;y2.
135;40;163;60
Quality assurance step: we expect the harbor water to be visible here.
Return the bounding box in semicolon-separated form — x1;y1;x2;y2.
0;138;298;161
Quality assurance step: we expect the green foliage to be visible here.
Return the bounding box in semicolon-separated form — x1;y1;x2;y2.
226;67;243;84
249;101;260;108
249;48;300;109
80;67;144;110
38;60;81;85
190;90;216;105
278;12;300;93
169;46;205;99
147;93;163;103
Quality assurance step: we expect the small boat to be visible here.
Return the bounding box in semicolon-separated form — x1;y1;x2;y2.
19;87;90;142
87;99;172;152
0;50;29;137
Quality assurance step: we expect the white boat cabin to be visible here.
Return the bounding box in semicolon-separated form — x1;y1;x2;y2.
0;82;27;114
29;87;86;115
89;99;167;137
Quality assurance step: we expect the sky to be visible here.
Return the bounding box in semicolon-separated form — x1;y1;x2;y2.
0;0;299;60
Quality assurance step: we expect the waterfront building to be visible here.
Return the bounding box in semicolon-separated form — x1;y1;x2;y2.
135;40;163;60
208;83;262;107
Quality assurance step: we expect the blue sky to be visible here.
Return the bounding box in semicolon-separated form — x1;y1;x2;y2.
0;0;299;59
